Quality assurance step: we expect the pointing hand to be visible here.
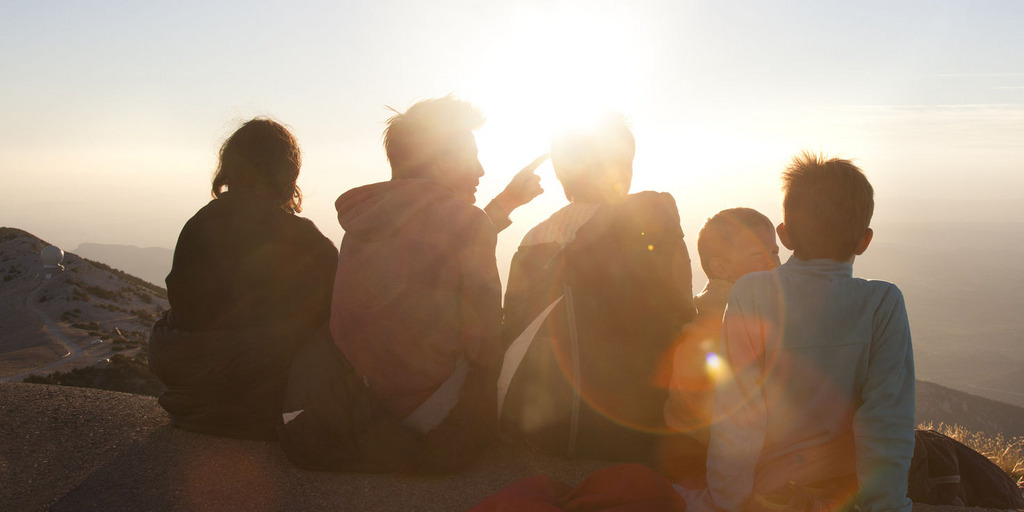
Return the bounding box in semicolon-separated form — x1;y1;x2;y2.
495;154;547;211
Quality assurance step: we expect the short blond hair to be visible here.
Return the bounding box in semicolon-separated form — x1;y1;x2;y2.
383;95;485;180
782;151;874;260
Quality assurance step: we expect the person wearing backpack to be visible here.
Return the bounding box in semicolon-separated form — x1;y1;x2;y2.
499;112;697;463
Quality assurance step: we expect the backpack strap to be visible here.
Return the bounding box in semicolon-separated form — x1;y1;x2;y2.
402;356;468;433
497;295;564;418
564;283;582;458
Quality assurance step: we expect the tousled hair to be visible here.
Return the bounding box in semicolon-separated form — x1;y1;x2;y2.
697;207;775;280
782;151;874;261
383;95;485;180
550;112;635;202
212;118;302;213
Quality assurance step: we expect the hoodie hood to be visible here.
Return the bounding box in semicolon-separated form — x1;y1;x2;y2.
335;179;465;240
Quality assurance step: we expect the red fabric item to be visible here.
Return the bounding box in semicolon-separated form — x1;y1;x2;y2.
470;464;687;512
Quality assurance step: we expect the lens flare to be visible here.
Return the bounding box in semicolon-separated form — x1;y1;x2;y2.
705;351;726;381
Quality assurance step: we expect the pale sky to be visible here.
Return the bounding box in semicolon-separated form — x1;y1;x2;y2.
2;0;1022;286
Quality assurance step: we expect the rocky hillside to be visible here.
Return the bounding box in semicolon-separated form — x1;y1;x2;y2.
0;227;168;379
916;380;1024;439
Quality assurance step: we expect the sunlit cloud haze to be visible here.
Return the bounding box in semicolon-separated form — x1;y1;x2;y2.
1;0;1022;287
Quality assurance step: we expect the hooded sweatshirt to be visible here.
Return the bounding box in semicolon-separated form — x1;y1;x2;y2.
329;179;502;419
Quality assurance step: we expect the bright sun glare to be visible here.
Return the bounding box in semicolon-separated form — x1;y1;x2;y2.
464;6;790;231
469;8;642;162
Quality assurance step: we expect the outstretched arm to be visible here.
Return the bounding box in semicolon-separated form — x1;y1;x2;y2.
483;154;547;231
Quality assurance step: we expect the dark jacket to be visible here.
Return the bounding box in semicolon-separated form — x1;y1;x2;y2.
329;179;502;420
500;192;697;462
164;191;337;332
151;191;337;440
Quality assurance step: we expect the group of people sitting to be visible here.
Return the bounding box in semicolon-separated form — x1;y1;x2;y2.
147;96;1023;512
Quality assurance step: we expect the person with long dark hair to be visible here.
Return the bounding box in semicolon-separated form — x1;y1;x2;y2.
150;118;338;440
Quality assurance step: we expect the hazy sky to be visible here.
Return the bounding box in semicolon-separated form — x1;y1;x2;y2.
2;0;1022;285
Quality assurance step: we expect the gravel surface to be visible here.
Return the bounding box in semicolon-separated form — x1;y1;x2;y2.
2;382;1019;512
0;383;608;511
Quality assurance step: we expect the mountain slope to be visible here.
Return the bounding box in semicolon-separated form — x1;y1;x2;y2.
0;227;168;379
916;379;1024;439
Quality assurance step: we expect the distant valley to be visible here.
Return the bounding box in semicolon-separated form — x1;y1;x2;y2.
73;242;172;288
856;221;1024;409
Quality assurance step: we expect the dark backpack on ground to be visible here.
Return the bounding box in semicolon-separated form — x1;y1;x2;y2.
499;192;689;462
908;429;1024;508
277;327;491;474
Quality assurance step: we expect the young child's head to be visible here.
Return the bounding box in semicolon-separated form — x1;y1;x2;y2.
780;152;874;262
697;208;780;283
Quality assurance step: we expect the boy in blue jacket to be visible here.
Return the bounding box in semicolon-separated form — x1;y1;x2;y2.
689;152;915;512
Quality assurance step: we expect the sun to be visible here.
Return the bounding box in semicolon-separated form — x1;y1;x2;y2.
466;7;644;167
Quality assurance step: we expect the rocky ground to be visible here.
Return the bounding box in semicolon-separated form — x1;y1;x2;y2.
2;383;1020;512
0;383;608;512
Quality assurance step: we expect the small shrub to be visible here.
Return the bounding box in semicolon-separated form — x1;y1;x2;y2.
22;354;163;396
920;422;1024;487
79;284;117;301
72;321;100;331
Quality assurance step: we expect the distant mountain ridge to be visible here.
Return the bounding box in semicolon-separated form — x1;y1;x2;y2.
915;379;1024;439
73;242;172;287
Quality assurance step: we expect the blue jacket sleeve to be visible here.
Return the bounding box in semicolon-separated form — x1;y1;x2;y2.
853;284;915;512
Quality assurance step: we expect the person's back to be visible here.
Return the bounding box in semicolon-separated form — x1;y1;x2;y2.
166;190;335;332
719;259;910;472
694;153;915;512
152;118;337;441
499;113;697;462
331;178;499;419
311;97;543;470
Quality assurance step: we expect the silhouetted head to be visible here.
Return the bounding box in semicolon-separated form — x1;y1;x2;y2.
698;208;779;282
551;112;635;203
212;118;303;213
383;96;486;204
779;151;874;261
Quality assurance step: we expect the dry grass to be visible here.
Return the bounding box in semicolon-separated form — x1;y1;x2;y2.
919;422;1024;488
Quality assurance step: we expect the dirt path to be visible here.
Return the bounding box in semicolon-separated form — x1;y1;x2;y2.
0;277;84;382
